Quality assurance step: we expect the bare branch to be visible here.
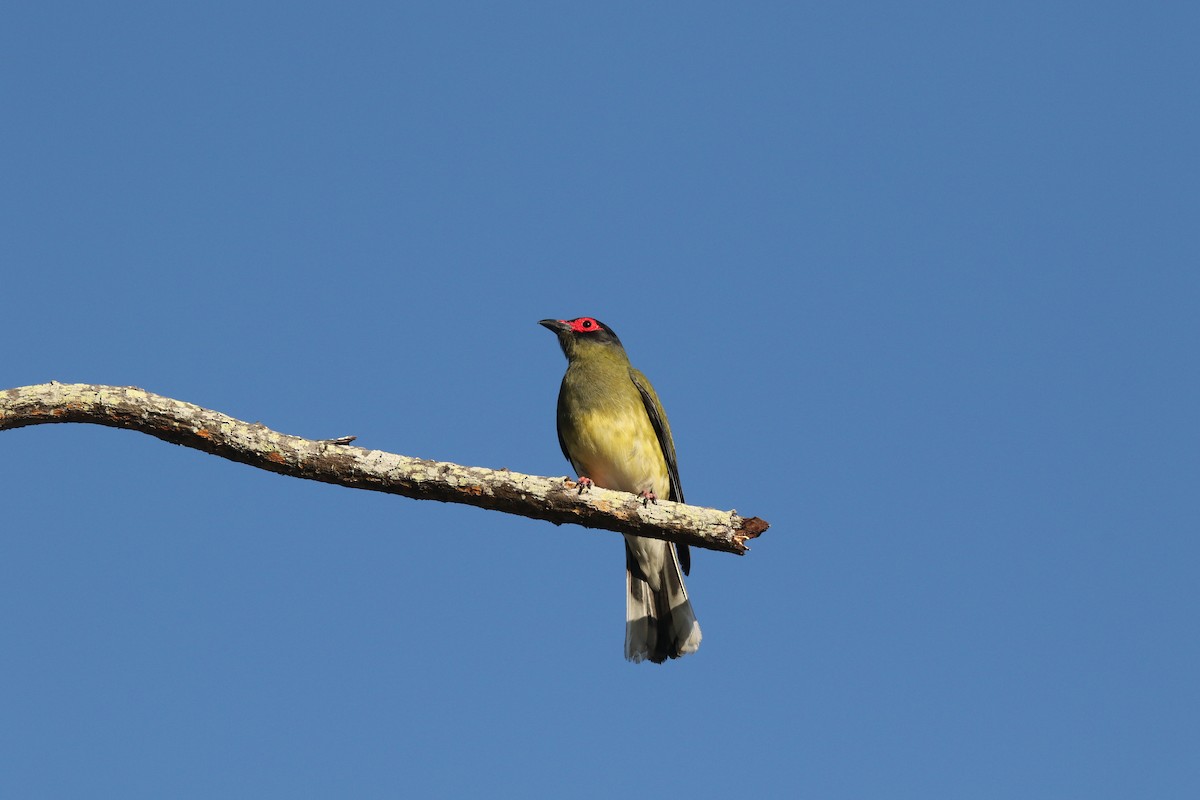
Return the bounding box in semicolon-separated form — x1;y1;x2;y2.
0;383;768;554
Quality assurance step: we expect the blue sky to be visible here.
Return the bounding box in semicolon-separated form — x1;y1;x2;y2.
2;2;1197;797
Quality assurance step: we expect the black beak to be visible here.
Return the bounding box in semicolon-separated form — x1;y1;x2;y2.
538;318;570;334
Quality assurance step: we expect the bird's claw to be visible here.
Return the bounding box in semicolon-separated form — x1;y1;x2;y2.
639;489;657;506
575;476;594;494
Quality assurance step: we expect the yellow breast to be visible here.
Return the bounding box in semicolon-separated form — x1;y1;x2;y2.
561;405;670;498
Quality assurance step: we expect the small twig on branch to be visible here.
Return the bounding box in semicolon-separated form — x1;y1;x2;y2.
0;383;768;554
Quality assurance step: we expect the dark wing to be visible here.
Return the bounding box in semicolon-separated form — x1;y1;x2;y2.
554;378;575;467
629;367;690;575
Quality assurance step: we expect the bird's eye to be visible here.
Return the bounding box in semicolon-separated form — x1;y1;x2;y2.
581;320;594;329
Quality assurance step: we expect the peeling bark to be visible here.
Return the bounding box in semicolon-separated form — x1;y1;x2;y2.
1;383;768;555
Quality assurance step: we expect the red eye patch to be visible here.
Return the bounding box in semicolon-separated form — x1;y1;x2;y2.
567;317;603;333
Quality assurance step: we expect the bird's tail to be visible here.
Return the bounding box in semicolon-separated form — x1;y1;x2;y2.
625;540;702;663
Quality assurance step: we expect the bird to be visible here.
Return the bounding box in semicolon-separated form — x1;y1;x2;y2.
540;316;701;663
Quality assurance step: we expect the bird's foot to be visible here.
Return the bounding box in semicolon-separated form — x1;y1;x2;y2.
575;476;594;494
639;489;657;506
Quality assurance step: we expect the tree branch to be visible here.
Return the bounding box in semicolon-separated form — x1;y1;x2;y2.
0;383;768;555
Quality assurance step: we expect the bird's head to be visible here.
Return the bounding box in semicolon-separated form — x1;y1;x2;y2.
539;316;625;359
